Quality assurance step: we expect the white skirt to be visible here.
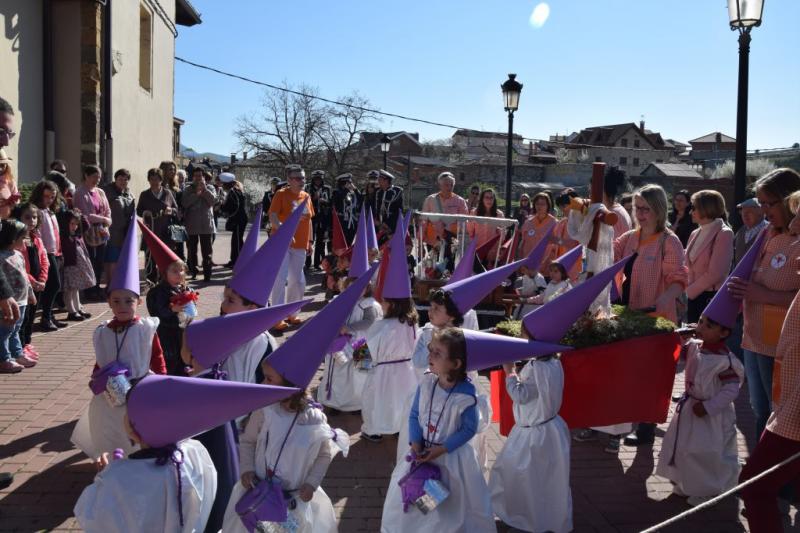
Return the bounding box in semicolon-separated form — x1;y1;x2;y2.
656;402;740;497
222;480;337;533
317;351;367;412
490;417;573;533
70;394;139;459
381;442;494;533
361;360;418;436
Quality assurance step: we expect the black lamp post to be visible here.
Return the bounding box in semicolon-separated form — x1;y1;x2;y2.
501;74;522;211
380;134;391;170
728;0;764;230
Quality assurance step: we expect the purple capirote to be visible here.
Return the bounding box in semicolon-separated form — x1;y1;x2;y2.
127;374;298;448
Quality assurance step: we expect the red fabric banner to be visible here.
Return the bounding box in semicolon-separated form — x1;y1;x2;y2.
490;332;681;435
332;207;349;255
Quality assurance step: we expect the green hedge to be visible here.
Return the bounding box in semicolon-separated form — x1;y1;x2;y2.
495;305;675;349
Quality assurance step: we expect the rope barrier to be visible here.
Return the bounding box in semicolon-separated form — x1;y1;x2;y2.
641;449;800;532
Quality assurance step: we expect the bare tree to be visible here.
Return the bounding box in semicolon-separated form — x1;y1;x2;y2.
235;83;327;169
235;85;381;180
316;93;380;177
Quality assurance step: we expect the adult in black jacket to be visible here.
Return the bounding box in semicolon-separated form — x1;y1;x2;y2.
306;170;332;269
219;173;248;268
332;173;361;244
371;169;404;235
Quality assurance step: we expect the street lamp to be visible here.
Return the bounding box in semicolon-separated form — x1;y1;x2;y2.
380;133;391;170
501;73;522;212
728;0;764;230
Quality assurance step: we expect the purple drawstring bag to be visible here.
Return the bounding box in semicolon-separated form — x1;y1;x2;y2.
235;477;289;532
397;458;446;513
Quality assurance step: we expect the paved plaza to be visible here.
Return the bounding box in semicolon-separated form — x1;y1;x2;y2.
0;230;796;532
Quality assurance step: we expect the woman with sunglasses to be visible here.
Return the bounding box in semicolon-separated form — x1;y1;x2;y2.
611;184;688;449
468;189;504;265
729;168;800;440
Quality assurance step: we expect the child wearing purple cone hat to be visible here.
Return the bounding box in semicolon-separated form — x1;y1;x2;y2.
221;359;349;533
70;217;167;462
397;288;492;470
220;266;377;533
489;350;573;533
74;374;298;532
381;327;494;533
655;314;744;507
361;215;420;442
317;276;383;413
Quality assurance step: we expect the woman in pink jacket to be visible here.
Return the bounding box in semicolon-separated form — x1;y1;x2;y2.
72;164;111;298
684;190;734;323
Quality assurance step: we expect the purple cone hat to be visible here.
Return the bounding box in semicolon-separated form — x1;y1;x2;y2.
349;205;370;278
366;206;379;251
186;299;311;369
703;228;768;329
554;245;583;272
523;255;632;343
381;215;412;299
443;225;555;315
233;205;263;274
127;375;298;448
267;263;379;388
449;239;478;284
229;202;306;307
464;329;572;371
107;211;141;296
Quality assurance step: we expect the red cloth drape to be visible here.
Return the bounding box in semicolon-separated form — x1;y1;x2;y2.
490;332;681;435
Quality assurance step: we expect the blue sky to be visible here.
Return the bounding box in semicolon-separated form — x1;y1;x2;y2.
175;1;800;155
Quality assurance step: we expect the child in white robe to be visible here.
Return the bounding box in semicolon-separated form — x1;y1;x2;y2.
656;314;744;506
222;360;349;533
74;432;216;533
318;278;382;412
514;264;547;317
400;289;492;470
382;327;494;533
70;288;164;460
523;261;571;309
74;372;296;533
361;296;419;442
489;356;573;533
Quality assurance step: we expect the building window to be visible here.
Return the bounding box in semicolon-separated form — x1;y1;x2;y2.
139;4;153;92
633;139;640;148
656;159;663;163
619;156;628;165
459;172;465;182
633;158;640;167
594;156;602;162
620;139;628;147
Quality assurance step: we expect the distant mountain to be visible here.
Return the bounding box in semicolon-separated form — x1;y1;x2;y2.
179;143;229;163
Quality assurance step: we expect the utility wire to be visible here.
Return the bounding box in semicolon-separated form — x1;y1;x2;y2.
176;56;797;155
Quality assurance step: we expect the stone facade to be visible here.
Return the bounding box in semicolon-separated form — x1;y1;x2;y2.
80;0;102;167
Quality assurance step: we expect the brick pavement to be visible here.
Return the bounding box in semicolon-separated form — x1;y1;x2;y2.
0;229;797;532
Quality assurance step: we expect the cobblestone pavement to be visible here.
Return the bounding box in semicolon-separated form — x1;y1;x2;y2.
0;229;797;532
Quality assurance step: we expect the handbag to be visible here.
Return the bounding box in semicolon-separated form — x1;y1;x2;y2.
237;413;300;532
167;224;187;243
397;459;449;514
235;477;290;532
